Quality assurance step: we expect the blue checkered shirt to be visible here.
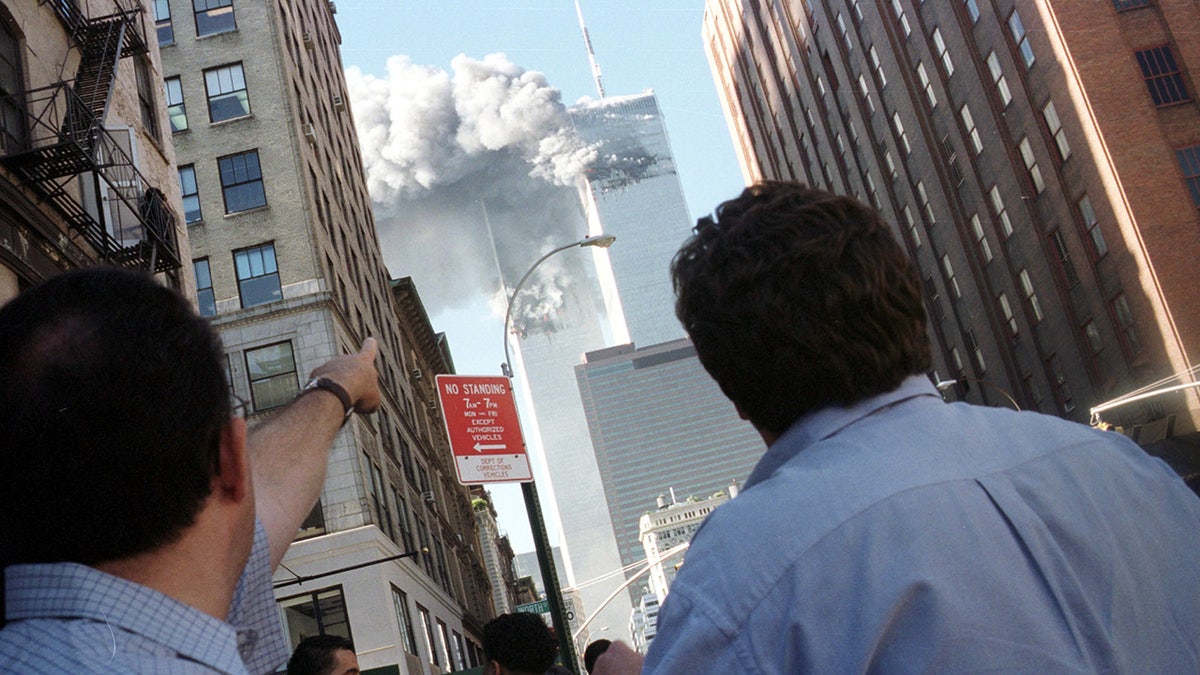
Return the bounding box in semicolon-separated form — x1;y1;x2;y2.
0;520;290;674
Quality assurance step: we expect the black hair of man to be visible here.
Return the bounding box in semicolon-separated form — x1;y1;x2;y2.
482;612;558;674
0;266;229;566
672;182;931;436
582;638;611;673
288;634;356;675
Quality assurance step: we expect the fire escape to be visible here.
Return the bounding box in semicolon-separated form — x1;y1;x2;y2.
0;0;181;273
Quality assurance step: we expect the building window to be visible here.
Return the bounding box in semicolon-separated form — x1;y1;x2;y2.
154;0;174;46
219;149;266;213
1050;228;1080;288
1018;137;1045;193
1113;0;1151;9
932;28;954;76
1084;320;1103;354
194;0;236;37
418;606;439;666
1177;145;1200;207
1046;354;1074;413
0;19;26;155
1111;292;1141;357
966;329;986;373
436;620;453;669
998;292;1018;337
986;51;1012;107
391;586;419;655
916;180;935;224
857;74;875;113
836;13;852;51
233;242;281;307
204;62;250;122
194;258;215;317
941;254;961;299
950;345;964;375
916;62;937;108
280;587;352;647
870;45;887;87
1008;10;1035;69
970;214;993;263
960;105;982;155
989;186;1014;238
1077;195;1108;258
1019;269;1043;323
164;77;187;133
396;491;416;551
865;173;880;207
891;0;912;38
1042;101;1070;161
903;204;921;247
892;112;911;154
1135;46;1190;107
884;149;897;180
245;341;298;411
178;165;202;223
452;632;466;671
964;0;980;22
135;57;160;143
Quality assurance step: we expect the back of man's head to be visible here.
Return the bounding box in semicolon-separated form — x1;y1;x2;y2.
482;612;558;674
672;182;931;436
0;267;228;566
288;634;357;675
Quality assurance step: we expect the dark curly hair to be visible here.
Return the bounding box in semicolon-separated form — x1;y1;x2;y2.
672;182;931;436
482;612;558;674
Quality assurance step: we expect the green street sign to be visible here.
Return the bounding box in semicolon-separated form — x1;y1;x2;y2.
516;599;549;615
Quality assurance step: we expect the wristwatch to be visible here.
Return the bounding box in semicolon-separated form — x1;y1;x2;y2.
299;376;354;426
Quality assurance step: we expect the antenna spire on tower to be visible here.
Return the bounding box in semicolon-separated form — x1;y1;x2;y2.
575;0;606;98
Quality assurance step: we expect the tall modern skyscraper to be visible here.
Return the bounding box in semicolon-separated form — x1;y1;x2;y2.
703;0;1200;440
575;340;761;573
508;90;696;642
158;1;493;671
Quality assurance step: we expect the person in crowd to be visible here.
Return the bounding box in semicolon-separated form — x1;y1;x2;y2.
0;267;381;673
287;635;360;675
595;182;1200;673
582;638;611;673
482;612;559;675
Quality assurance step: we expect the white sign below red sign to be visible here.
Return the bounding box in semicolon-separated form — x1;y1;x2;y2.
436;374;532;485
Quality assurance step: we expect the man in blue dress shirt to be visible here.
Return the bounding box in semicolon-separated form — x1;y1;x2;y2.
595;183;1200;673
0;267;381;673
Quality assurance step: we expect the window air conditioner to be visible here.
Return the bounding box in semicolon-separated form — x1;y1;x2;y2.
302;122;316;145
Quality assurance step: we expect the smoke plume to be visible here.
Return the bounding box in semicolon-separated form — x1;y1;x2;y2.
346;54;598;320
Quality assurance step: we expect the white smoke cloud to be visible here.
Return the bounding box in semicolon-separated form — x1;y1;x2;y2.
347;53;598;317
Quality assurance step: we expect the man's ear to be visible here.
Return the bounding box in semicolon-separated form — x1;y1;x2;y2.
213;417;250;503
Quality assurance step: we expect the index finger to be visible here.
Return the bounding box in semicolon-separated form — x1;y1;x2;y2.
358;337;378;362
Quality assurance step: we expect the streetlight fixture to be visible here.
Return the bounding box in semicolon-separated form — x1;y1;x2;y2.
935;376;1021;411
502;234;615;378
500;233;614;671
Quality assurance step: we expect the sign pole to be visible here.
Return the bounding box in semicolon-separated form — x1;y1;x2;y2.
522;478;578;670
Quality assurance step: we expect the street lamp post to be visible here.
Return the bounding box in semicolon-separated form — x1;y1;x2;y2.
502;233;615;671
935;376;1021;411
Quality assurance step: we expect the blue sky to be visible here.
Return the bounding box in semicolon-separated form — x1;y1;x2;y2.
336;1;744;553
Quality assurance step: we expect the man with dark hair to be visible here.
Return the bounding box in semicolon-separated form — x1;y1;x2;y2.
482;612;558;675
0;267;381;673
287;635;360;675
595;183;1200;673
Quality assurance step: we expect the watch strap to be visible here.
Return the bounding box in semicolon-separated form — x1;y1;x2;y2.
300;376;354;425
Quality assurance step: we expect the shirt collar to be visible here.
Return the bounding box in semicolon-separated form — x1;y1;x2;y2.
744;374;942;489
5;562;249;674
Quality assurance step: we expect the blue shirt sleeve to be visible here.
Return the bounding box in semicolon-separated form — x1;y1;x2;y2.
227;519;291;675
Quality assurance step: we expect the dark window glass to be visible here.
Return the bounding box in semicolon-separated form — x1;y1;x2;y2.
218;150;266;213
391;585;418;654
204;63;250;122
135;57;160;142
279;587;351;650
164;77;187;132
154;0;174;46
193;258;215;317
194;0;236;37
0;16;26;154
179;165;202;223
1177;145;1200;207
245;340;297;410
1113;0;1151;9
233;242;280;307
1135;46;1191;106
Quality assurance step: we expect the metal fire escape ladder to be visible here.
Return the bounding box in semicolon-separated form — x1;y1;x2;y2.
0;3;179;272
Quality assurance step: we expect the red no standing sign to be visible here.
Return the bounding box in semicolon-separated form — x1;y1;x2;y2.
435;375;532;485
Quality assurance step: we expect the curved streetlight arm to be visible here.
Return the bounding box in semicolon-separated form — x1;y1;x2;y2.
501;234;615;378
936;377;1021;411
